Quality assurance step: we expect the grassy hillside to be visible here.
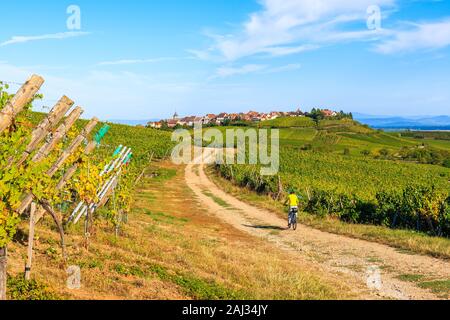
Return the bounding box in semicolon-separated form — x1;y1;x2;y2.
318;119;373;133
259;116;316;128
29;112;174;165
8;161;351;300
9;113;352;300
214;119;450;237
7;113;450;299
259;116;372;133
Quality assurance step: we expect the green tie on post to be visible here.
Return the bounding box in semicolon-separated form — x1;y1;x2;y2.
124;153;133;164
94;124;110;144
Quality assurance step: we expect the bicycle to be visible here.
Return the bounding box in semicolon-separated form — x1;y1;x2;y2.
288;207;298;231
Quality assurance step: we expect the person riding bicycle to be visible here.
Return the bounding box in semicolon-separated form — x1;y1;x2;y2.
285;189;299;228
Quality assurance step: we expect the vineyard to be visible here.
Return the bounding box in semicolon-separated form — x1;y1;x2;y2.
215;123;450;237
259;116;316;128
0;75;173;300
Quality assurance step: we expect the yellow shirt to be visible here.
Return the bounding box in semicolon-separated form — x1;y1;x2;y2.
288;194;299;207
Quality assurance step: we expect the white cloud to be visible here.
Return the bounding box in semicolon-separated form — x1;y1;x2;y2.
198;0;395;61
0;31;90;46
187;49;215;61
263;63;301;73
260;44;319;56
215;64;268;78
375;19;450;54
97;57;180;66
212;63;301;78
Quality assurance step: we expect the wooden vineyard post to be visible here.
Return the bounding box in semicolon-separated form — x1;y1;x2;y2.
47;117;99;176
113;188;119;238
0;247;6;300
56;140;97;191
84;203;93;250
30;119;98;224
32;106;84;162
24;118;97;256
16;96;74;166
39;200;67;261
134;152;154;185
69;147;132;230
18;106;84;215
0;75;44;133
306;187;311;201
38;125;109;224
276;175;283;201
0;75;44;301
25;203;37;281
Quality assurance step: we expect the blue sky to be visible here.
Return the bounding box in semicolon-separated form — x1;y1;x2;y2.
0;0;449;120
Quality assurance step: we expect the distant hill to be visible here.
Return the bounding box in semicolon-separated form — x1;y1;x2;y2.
260;117;373;133
353;113;450;130
259;116;316;128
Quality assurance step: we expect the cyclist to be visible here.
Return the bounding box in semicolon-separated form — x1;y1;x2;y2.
285;189;299;228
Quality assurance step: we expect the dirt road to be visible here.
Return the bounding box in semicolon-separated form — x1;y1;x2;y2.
185;153;450;300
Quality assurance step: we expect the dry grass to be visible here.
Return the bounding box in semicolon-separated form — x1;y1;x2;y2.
6;161;352;300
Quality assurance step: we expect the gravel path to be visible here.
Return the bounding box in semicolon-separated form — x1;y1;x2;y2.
185;150;450;300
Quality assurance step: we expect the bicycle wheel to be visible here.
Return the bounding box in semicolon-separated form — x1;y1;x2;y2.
288;213;293;229
292;215;297;231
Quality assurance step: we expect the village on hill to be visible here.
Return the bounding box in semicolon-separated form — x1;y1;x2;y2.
148;108;346;129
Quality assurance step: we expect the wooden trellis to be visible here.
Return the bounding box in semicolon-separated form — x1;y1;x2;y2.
69;145;133;225
0;74;126;300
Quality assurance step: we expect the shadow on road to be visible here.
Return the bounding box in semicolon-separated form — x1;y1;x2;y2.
243;224;286;231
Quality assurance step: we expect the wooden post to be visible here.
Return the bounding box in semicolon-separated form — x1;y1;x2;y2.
18;107;84;215
32;106;84;162
25;203;37;281
31;140;98;225
33;121;98;223
0;75;44;133
84;205;92;249
17;193;34;216
97;177;119;208
47;117;98;176
276;175;283;201
0;247;6;300
134;152;154;185
39;200;67;261
306;187;311;201
16;96;74;166
57;140;98;189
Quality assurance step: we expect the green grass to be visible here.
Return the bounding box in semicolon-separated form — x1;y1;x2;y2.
113;264;147;277
202;190;232;208
147;263;251;300
7;275;61;300
277;126;450;157
295;213;450;259
278;149;450;200
110;260;250;299
366;257;384;264
208;168;450;260
259;116;316;128
318;119;373;134
279;128;318;147
418;280;450;298
76;258;104;270
396;274;426;283
143;210;190;225
147;168;177;182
